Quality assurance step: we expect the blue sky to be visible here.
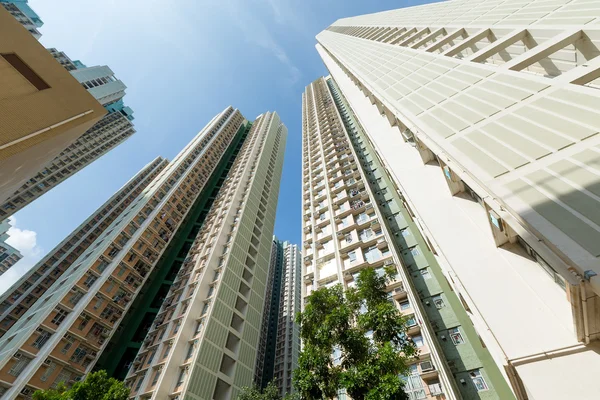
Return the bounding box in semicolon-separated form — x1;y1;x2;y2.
3;0;435;292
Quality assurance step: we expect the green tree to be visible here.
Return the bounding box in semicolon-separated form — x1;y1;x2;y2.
295;267;417;400
239;382;281;400
238;381;300;400
33;370;129;400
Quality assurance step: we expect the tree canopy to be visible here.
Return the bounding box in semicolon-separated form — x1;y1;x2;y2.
33;370;129;400
294;267;417;400
238;381;299;400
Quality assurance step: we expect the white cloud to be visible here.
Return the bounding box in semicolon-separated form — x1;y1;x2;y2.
0;217;44;295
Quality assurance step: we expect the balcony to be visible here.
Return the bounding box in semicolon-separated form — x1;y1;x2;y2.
304;268;314;283
420;365;439;381
406;321;420;336
342;258;369;276
371;218;381;229
392;286;407;300
377;237;388;250
350;200;366;213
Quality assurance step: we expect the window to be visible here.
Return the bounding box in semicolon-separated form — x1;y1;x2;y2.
348;251;357;262
162;344;172;359
9;356;31;376
411;335;424;347
77;314;90;330
432;295;445;309
194;319;204;335
1;53;50;90
176;368;187;387
420;269;431;280
51;309;68;326
40;361;57;382
51;370;72;389
151;369;161;386
399;301;410;310
185;342;195;360
83;274;97;288
69;291;84;305
401;372;426;400
449;327;465;345
201;303;210;317
61;335;76;354
70;346;88;363
93;297;104;310
134;375;144;391
469;369;488;391
32;329;52;349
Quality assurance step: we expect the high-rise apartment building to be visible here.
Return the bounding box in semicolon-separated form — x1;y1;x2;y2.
255;239;284;390
0;52;136;220
119;112;286;400
0;157;168;338
0;0;43;39
0;0;134;220
0;6;106;208
302;76;513;400
255;238;301;396
272;240;300;396
314;1;600;399
46;49;78;72
0;107;287;400
0;220;22;276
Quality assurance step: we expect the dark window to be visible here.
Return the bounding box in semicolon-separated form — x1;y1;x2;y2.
2;53;50;90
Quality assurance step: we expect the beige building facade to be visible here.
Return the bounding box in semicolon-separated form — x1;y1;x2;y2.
124;112;286;400
0;7;105;206
0;107;245;399
315;0;600;398
0;157;167;337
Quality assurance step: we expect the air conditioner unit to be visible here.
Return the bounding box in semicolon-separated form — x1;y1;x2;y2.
14;352;22;360
21;388;33;395
420;361;434;372
43;358;52;365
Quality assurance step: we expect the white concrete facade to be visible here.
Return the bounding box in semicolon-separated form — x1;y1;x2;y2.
316;1;600;398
